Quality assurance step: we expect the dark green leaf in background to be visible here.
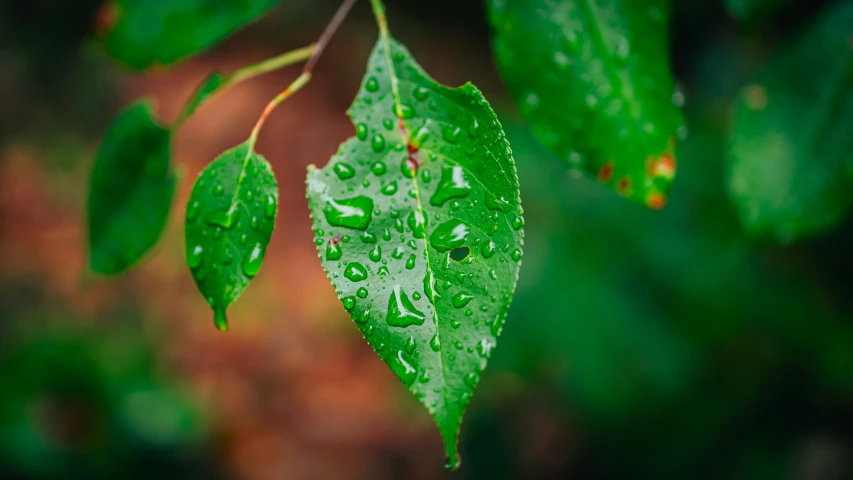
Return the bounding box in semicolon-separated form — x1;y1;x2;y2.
88;100;175;275
726;2;853;242
488;0;684;208
102;0;280;70
306;37;523;467
185;141;278;331
725;0;789;23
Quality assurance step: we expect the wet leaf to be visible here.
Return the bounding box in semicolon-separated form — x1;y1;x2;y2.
185;141;278;331
102;0;279;69
306;35;523;468
88;100;175;275
488;0;684;208
726;2;853;242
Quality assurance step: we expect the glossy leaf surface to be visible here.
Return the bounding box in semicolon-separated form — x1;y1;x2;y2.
726;2;853;242
489;0;684;207
185;141;278;331
103;0;279;69
306;37;523;467
88;101;175;275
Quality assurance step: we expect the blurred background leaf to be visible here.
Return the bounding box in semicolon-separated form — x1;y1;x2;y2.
726;1;853;242
101;0;281;70
489;0;684;208
87;100;175;275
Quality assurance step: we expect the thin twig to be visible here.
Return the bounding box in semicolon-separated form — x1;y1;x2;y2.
248;0;359;147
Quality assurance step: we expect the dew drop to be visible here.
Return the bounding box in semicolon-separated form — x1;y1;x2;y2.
386;285;426;327
430;334;441;352
334;163;356;179
342;296;356;310
464;372;479;388
441;125;461;143
369;245;382;262
323;196;374;230
380;181;398;196
406;210;428;238
242;242;264;278
429;219;469;252
481;241;496;259
326;241;342;260
264;194;276;218
344;262;368;282
391;350;418;386
188;245;204;269
187;201;200;220
371;161;387;175
476;338;494;358
430;165;472;207
511;248;522;261
371;134;386;152
405;254;416;270
365;76;379;92
206;204;240;229
413;86;429;100
356;123;368;140
452;292;474;308
357;287;369;298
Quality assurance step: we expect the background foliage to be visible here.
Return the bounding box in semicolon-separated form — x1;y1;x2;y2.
1;0;853;478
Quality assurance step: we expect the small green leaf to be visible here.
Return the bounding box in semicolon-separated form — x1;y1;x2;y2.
185;141;278;331
306;37;523;467
102;0;279;69
179;71;228;121
488;0;684;208
726;2;853;242
88;100;175;275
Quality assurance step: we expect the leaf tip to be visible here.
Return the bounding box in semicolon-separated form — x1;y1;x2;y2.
213;308;229;332
444;453;461;471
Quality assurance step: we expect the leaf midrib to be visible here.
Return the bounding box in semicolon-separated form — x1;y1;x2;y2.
373;35;455;429
576;0;644;143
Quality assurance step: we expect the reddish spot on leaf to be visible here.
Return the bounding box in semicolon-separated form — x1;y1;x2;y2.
95;1;120;35
648;152;676;180
646;193;667;210
597;160;614;183
405;150;422;175
329;234;343;245
616;177;632;196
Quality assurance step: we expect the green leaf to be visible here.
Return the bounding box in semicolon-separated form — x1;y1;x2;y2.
306;36;523;467
726;2;853;242
103;0;279;70
179;71;227;121
185;141;278;331
88;100;175;275
488;0;684;208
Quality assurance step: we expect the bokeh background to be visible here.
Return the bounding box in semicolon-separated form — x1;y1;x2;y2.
2;0;853;478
